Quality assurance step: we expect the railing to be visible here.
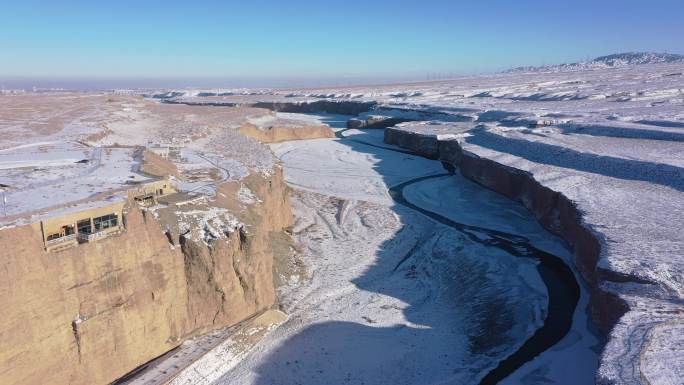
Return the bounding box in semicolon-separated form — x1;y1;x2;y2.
46;234;77;246
78;231;105;242
77;228;120;242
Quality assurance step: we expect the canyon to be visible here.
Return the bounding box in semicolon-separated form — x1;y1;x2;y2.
0;96;300;385
1;59;683;385
163;61;683;384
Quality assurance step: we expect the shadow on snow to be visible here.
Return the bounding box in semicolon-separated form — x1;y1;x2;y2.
467;128;684;193
229;129;578;385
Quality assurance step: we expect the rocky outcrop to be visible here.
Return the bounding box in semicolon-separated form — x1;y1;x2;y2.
161;99;241;107
383;127;442;159
434;138;626;333
346;116;414;130
176;168;294;334
0;207;189;385
163;99;377;116
239;123;334;143
384;126;628;377
250;100;376;115
0;168;293;385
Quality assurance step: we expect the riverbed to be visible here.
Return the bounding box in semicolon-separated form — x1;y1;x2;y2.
210;113;599;385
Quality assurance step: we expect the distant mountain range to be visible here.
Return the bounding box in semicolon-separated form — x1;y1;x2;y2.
508;52;684;73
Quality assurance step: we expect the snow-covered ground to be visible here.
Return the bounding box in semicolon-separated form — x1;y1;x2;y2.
262;64;682;385
165;61;683;384
0;94;282;225
401;174;600;384
196;124;598;385
270;137;439;204
4;57;682;384
0;141;149;220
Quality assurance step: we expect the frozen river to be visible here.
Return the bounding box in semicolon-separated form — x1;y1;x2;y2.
210;114;599;385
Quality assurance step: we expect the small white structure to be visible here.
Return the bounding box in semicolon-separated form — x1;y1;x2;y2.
147;143;183;161
148;144;170;158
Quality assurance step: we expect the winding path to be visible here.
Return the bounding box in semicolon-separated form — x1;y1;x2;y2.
336;126;580;384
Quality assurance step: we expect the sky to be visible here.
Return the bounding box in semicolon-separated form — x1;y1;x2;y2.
1;0;684;88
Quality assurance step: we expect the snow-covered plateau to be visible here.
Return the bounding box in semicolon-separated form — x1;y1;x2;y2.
1;55;682;385
166;59;683;385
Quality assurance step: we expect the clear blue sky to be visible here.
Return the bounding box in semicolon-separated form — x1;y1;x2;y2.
2;0;683;87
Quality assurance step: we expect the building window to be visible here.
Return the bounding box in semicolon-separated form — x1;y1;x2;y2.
46;224;75;241
47;233;62;241
63;225;75;236
77;219;92;234
93;214;118;231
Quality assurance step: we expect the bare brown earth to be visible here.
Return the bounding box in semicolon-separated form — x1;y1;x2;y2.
140;149;181;178
0;92;336;385
0;168;292;385
239;122;335;143
0;93;114;139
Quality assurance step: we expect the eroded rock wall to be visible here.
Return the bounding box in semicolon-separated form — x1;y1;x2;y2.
0;169;293;385
239;123;334;143
347;116;414;130
0;208;189;385
385;126;625;334
250;100;376;115
177;167;293;334
164;99;377;116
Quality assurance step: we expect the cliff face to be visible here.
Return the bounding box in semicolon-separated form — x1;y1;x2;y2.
384;114;684;384
239;123;334;143
384;127;625;333
0;169;292;385
162;99;377;116
250;100;376;115
346;116;415;130
0;208;189;385
176;168;293;334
